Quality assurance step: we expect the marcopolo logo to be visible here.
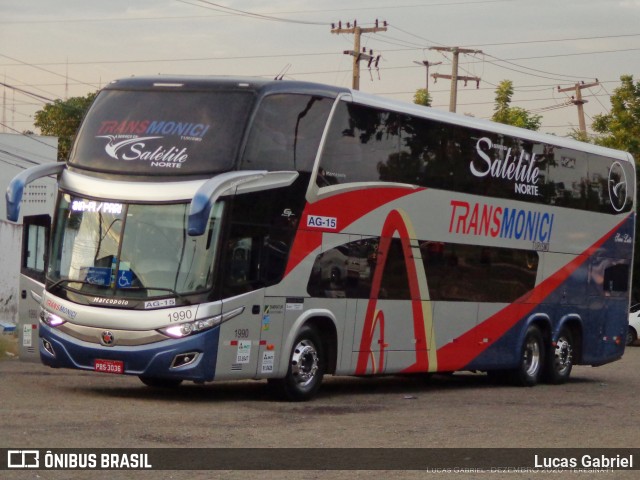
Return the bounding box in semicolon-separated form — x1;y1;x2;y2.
608;161;628;213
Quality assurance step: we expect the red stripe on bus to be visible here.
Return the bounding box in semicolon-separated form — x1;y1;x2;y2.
434;213;632;372
284;187;421;277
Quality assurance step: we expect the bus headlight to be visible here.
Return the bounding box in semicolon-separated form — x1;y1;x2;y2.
40;308;66;327
159;315;222;339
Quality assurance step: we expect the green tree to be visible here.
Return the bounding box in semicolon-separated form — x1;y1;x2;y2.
413;88;432;107
591;75;640;159
34;91;98;161
492;80;541;131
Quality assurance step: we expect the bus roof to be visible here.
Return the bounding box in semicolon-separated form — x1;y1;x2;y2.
104;75;349;99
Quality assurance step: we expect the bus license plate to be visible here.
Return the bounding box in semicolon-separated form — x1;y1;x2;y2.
94;359;124;374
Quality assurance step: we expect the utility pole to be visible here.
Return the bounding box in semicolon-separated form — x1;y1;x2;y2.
331;19;387;90
557;80;600;133
429;46;482;113
413;60;441;94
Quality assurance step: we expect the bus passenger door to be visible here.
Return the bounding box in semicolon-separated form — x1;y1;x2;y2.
18;215;50;362
216;236;266;380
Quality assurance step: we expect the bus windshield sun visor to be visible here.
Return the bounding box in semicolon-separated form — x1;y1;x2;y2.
6;162;66;222
188;170;299;236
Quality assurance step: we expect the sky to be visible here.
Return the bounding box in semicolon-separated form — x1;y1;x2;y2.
1;0;639;138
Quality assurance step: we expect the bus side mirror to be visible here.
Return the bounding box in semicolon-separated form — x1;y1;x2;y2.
6;163;65;222
188;171;267;236
188;170;299;236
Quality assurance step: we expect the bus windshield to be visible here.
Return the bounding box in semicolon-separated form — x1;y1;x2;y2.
69;89;254;176
48;194;224;299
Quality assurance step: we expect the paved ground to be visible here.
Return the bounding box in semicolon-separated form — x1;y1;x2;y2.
1;341;639;479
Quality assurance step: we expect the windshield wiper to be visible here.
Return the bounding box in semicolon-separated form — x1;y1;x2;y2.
47;279;191;305
48;278;109;291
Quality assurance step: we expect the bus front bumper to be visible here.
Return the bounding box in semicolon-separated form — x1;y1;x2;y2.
38;322;220;382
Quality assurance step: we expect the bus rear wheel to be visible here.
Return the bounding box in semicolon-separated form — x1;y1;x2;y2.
543;327;573;384
510;325;544;387
272;326;325;401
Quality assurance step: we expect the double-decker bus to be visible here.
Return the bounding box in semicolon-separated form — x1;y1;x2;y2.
6;76;635;400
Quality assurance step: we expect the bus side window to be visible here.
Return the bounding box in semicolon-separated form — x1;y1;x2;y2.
318;102;401;186
227;239;252;286
241;94;332;173
22;214;51;284
603;263;630;293
222;188;300;296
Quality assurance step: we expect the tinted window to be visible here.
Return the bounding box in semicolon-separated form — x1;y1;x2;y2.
603;264;630;292
588;154;633;214
421;242;538;302
21;215;50;283
307;238;377;299
541;147;589;209
70;89;254;176
308;237;538;303
221;183;307;297
317;100;633;214
317;102;401;186
241;94;333;172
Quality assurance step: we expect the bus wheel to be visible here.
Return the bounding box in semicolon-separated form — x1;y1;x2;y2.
139;376;183;388
543;327;573;384
510;325;544;387
274;326;325;401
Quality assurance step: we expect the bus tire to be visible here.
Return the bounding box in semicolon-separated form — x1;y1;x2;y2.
272;325;325;401
543;327;573;384
139;376;183;388
510;325;544;387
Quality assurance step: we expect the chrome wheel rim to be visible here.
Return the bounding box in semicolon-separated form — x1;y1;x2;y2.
290;339;319;388
553;337;572;375
524;337;541;377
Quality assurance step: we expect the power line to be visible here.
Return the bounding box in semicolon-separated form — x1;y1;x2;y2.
0;81;55;103
461;32;640;48
1;44;637;72
483;53;595;82
0;1;522;25
176;0;328;25
0;52;99;89
0;122;58;149
2;72;61;102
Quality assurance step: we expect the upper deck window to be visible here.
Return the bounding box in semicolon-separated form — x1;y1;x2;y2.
316;100;633;214
240;94;333;173
69;89;254;176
